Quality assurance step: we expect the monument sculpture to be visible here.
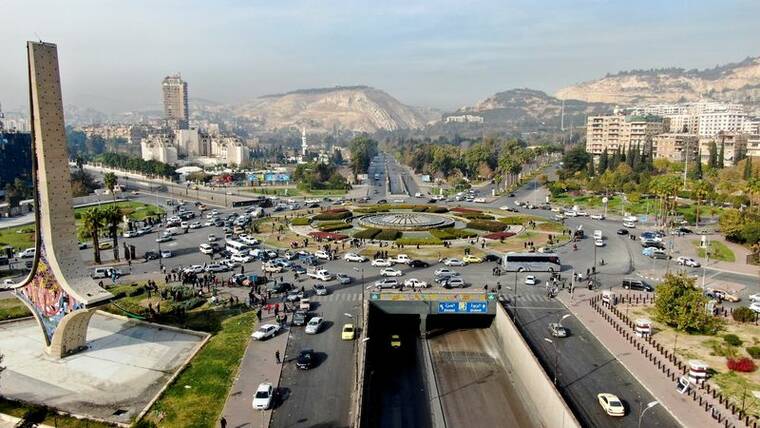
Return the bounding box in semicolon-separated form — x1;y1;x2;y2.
12;41;113;358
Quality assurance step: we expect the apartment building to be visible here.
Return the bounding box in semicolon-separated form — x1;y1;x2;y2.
162;74;189;130
699;132;748;167
747;134;760;158
585;114;664;155
651;133;699;162
140;134;177;164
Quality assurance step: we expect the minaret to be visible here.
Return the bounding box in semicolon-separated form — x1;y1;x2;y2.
301;128;308;156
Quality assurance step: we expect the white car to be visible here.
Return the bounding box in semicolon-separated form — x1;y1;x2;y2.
252;383;274;410
525;275;538;285
750;302;760;314
305;317;324;334
594;239;605;247
473;197;486;203
391;254;411;264
231;253;254;263
404;278;428;289
590;214;605;220
344;253;367;263
189;222;202;229
314;250;331;260
434;268;457;277
676;256;700;267
208;234;218;242
623;221;636;228
203;220;214;227
564;210;578;217
16;248;36;258
443;258;465;267
381;267;403;277
415;192;423;198
160;250;173;258
749;293;760;303
499;205;512;211
576;211;588;216
371;258;393;267
252;324;281;340
183;265;204;274
199;244;214;255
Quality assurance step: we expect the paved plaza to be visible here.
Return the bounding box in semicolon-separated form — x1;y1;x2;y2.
0;312;207;425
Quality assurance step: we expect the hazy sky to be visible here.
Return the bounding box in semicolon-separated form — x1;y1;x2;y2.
1;0;758;113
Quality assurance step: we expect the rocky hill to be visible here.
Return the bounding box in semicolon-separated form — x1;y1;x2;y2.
232;86;431;133
446;88;613;131
555;56;760;107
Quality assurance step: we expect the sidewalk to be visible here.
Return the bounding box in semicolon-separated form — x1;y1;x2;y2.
220;318;289;428
557;288;740;428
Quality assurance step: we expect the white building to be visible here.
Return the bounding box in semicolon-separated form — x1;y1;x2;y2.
445;115;484;124
630;102;747;137
140;134;177;164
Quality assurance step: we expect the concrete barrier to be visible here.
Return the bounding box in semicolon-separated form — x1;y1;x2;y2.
491;304;580;428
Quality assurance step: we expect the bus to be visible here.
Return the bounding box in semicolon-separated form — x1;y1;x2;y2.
503;252;561;272
225;239;250;255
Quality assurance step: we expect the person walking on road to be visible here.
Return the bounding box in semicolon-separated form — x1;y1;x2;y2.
275;350;281;364
220;416;227;428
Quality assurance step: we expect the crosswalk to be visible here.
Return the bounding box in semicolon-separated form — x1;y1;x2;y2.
310;291;556;303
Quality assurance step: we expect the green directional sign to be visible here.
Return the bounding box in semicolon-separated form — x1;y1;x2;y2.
487;293;496;301
370;293;380;300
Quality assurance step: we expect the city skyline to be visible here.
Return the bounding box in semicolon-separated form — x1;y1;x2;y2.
0;0;758;113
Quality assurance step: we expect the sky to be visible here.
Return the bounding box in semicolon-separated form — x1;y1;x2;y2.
1;0;758;113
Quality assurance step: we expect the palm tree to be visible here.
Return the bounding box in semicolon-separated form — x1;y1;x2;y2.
80;207;104;264
691;180;710;227
101;205;122;262
103;172;118;201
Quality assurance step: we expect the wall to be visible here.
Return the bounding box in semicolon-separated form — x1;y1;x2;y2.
491;303;580;428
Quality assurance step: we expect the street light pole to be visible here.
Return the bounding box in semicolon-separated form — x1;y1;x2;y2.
513;270;518;322
544;337;559;385
638;401;659;428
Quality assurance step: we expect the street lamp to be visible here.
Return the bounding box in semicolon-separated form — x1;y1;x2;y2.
544;337;559;385
558;313;571;325
638;400;659;428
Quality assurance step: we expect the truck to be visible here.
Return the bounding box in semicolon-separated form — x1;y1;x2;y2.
593;230;603;240
307;268;333;281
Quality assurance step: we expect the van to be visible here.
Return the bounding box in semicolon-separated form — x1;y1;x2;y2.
91;267;121;279
622;279;653;292
593;230;603;240
166;226;184;236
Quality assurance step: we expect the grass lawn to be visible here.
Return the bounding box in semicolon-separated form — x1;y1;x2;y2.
694;240;735;262
243;187;347;197
0;225;35;251
0;298;31;321
73;201;165;222
552;193;724;223
0;398;113;428
144;311;257;427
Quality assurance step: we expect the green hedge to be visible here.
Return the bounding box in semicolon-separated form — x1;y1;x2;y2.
128;286;146;297
375;230;401;240
290;217;311;226
319;223;352;232
458;212;495;220
353;228;381;239
467;220;507;232
425;206;449;213
313;210;352;221
747;346;760;359
395;237;443;246
430;228;478;240
354;207;390;213
499;216;526;225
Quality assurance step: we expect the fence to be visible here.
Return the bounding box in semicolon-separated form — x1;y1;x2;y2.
590;294;758;428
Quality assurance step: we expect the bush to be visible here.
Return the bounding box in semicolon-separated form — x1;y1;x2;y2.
375;230;401;241
319;223;352;232
724;334;743;347
395;237;443;246
746;346;760;359
500;216;528;225
732;306;757;323
467;220;507;232
128;286;146;297
113;291;127;299
353;228;381;239
177;297;205;311
458;212;495;220
425;206;449;213
727;357;757;372
430;228;478;240
290;217;311;226
313;210;352;221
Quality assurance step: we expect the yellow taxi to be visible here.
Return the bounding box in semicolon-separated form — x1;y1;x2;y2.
341;323;355;340
390;334;401;349
463;255;483;264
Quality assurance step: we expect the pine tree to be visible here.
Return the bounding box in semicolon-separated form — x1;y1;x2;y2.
598;149;609;174
587;157;595;176
611;148;621;170
744;156;753;180
708;141;718;168
693;151;703;179
718;139;725;169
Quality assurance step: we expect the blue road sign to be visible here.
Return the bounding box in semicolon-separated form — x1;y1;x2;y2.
466;302;488;313
438;302;459;313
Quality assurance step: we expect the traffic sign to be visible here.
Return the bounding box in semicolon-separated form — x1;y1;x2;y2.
438;302;459;313
466;302;488;313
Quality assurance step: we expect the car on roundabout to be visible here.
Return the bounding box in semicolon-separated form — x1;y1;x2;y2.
404;278;428;289
344;253;367;262
160;249;173;258
252;324;280;341
336;273;352;284
590;214;605;220
616;228;629;235
524;275;538;285
155;235;172;243
286;290;304;302
463;255;483;264
314;283;328;295
292;311;308;326
252;383;274;410
750;293;760;303
443;258;465;266
597;393;625;417
314;250;331;260
676;256;700;267
371;258;393;267
374;278;399;289
408;259;430;268
594;239;605;247
380;267;403;277
442;277;465;288
750;302;760;314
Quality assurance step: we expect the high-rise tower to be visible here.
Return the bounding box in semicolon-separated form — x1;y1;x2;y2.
162;74;189;129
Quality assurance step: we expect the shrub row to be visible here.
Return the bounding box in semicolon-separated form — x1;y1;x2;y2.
357;204;447;213
395;237;443;246
499;216;528;225
319;223;352;232
430;228;478;240
747;346;760;359
176;297;205;312
467;220;507;232
375;230;402;241
313;210;352;221
731;306;757;323
354;207;390;214
353;228;381;239
128;286;146;297
412;205;449;213
290;217;311;226
727;357;757;372
457;212;494;220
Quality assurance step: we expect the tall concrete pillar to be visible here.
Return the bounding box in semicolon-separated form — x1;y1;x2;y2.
419;313;428;338
13;42;113;358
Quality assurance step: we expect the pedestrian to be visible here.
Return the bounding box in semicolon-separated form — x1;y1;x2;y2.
275;350;281;363
220;417;227;428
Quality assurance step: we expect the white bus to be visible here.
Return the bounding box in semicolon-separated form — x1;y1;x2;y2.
225;239;250;255
504;252;561;272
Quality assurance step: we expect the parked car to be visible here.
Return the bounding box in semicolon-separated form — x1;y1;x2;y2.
622;279;653;292
252;324;281;340
252;383;274;410
443;258;465;266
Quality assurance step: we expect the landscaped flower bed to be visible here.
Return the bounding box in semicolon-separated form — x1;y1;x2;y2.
467;220;507;232
483;231;516;240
